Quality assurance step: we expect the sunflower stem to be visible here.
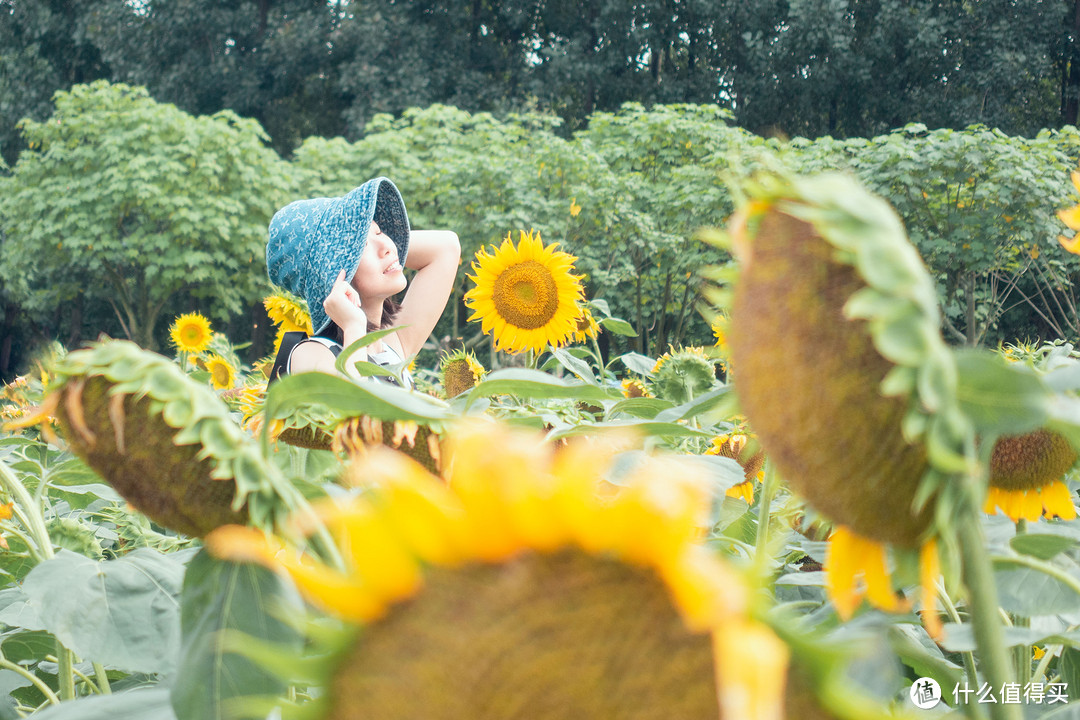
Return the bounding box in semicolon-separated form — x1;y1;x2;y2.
589;335;608;380
956;461;1021;720
936;580;981;698
753;461;779;578
93;661;111;694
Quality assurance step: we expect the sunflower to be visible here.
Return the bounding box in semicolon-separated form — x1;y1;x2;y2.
205;355;237;390
333;416;443;477
464;230;584;354
705;174;971;641
705;433;764;504
264;292;313;354
984;429;1078;522
621;378;652;398
439;349;486;398
169;312;213;354
651;347;716;404
207;421;789;720
569;306;600;344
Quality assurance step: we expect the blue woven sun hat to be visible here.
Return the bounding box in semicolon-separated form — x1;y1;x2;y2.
266;177;410;335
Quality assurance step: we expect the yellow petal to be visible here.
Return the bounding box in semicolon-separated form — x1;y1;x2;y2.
1059;205;1080;231
861;535;902;613
713;619;788;720
825;527;863;620
1059;234;1080;255
1020;488;1044;522
661;547;748;631
1041;481;1077;520
920;539;943;641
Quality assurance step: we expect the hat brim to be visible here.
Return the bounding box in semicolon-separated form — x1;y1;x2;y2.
307;177;411;335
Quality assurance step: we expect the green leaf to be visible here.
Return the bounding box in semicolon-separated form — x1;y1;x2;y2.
21;548;185;674
266;370;452;425
548;419;712;440
550;347;597;384
171;549;303;720
1011;533;1079;560
333;327;405;376
886;625;963;704
654;385;730;423
954;349;1049;436
599;317;637;336
941;622;1051;652
605;397;675;419
32;688;175;720
602;451;744;494
618;352;656;378
992;558;1080;616
0;629;54;664
466;369;616;404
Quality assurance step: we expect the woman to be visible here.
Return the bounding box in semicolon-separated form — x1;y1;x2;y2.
266;177;460;387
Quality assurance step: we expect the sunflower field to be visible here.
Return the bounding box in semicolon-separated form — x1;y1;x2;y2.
7;164;1080;720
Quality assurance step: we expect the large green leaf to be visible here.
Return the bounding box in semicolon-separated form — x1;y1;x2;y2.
953;349;1049;436
171;549;303;720
465;369;616;405
1011;533;1079;561
265;369;453;425
992;557;1080;616
32;688;175;720
654;385;730;423
550;347;597;384
602;451;744;494
20;549;185;674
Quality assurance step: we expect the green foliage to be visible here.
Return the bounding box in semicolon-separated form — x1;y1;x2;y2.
797;123;1080;346
0;81;292;349
171;550;303;720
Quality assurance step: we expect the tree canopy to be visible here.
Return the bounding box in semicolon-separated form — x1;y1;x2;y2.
0;81;291;349
3;0;1080;163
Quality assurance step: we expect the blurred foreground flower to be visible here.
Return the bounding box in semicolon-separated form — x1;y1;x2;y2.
208;421;788;720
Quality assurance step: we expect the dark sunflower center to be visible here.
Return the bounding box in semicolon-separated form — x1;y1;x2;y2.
329;550;718;720
491;261;560;330
211;364;230;386
443;359;478;398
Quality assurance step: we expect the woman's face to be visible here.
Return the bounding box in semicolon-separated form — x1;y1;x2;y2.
350;221;407;301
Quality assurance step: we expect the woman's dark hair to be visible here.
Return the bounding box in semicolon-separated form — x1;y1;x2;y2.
318;298;401;343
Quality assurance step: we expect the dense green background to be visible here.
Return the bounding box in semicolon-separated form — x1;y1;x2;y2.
4;1;1080;378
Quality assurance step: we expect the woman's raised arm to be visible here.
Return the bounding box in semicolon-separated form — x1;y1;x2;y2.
392;230;461;358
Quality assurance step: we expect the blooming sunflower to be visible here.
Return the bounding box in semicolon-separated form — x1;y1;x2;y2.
464;230;584;354
569;306;600;344
169;312;213;354
984;429;1078;522
207;421;789;720
439;349;486;398
705;433;764;504
205;355;237;390
264;292;313;354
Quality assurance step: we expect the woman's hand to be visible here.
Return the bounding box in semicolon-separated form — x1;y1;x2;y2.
323;270;367;332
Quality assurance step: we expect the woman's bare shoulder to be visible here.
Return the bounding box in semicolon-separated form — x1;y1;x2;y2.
289;339;338;374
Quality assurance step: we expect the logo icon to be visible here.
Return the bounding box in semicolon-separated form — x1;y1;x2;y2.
911;677;942;709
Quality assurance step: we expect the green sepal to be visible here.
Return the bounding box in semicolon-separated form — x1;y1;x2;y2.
46;339;292;536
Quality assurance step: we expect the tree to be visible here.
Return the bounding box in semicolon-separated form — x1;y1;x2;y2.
0;0;112;164
0;81;292;349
